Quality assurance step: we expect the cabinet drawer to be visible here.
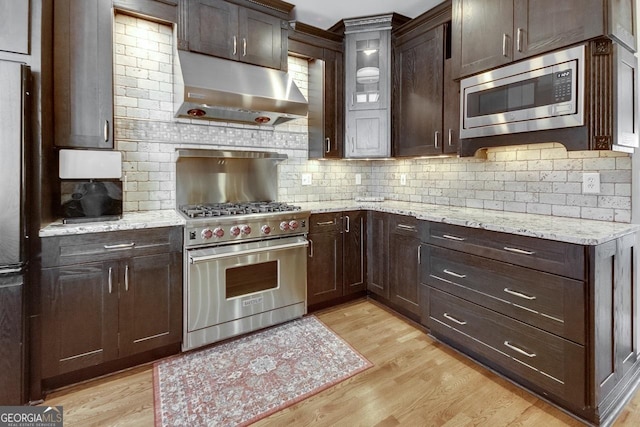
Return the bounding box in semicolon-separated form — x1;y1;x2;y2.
42;227;182;267
309;212;342;234
421;222;585;280
424;245;585;344
429;288;586;410
389;215;419;237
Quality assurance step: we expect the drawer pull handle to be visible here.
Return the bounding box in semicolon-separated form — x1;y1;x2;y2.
442;234;466;241
443;313;467;326
104;242;136;250
504;341;536;358
503;246;535;255
504;288;536;300
316;220;335;226
397;224;416;231
443;269;466;279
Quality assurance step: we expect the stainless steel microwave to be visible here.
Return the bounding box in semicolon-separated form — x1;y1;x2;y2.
460;45;585;138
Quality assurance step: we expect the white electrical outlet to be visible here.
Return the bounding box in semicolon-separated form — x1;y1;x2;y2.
583;172;600;194
400;174;407;186
355;174;362;185
301;173;312;186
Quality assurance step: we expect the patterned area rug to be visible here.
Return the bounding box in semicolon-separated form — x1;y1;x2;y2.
153;315;372;426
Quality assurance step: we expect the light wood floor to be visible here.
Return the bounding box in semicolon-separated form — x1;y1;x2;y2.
43;299;640;426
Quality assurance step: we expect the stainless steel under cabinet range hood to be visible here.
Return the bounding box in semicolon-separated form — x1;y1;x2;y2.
174;49;308;125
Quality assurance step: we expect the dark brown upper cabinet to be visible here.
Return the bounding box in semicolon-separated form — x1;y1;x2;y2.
392;3;459;157
289;22;344;159
452;0;637;79
53;0;113;149
178;0;291;70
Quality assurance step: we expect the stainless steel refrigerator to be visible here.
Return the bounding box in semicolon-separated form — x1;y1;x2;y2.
0;60;31;405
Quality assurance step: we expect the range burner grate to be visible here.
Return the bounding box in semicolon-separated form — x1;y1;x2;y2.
179;202;301;218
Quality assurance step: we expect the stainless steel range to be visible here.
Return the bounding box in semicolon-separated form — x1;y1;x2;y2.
176;150;310;351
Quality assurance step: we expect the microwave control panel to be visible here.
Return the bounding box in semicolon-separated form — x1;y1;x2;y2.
553;69;573;103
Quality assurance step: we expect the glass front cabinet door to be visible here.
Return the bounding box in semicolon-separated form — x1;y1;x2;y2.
344;16;395;158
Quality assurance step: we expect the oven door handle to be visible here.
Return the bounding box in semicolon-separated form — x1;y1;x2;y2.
189;240;309;264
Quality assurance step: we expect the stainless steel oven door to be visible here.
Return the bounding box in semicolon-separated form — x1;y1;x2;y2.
184;235;308;350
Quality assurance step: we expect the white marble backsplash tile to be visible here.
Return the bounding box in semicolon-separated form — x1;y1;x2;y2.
112;14;633;224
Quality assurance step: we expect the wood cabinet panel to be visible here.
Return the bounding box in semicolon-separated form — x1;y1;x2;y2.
343;211;366;294
119;252;182;356
307;211;366;307
346;109;389;158
240;7;283;69
112;0;177;24
188;0;238;60
394;25;444;157
424;244;585;344
388;216;421;315
183;0;287;70
289;23;344;159
453;0;636;78
422;222;585;280
40;227;183;382
592;232;639;406
0;274;24;405
453;0;513;78
430;288;586;410
367;211;389;298
53;0;113;148
41;262;119;377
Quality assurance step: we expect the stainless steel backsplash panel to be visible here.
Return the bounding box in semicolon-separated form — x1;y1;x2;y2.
175;149;286;206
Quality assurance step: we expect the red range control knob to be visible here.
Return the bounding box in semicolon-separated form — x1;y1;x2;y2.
201;228;213;239
289;220;299;230
213;227;224;238
279;221;290;231
240;225;252;235
230;225;241;236
261;225;271;235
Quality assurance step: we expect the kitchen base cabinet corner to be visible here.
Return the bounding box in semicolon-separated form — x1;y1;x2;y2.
422;221;640;426
307;211;366;310
38;227;182;393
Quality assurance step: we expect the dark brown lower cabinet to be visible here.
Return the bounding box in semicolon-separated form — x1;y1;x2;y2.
367;212;422;320
307;211;366;308
421;220;640;426
388;215;421;316
38;227;182;390
0;274;25;405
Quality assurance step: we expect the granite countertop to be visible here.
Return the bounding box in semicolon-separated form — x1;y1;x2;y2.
39;210;186;237
298;200;640;246
39;203;640;245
